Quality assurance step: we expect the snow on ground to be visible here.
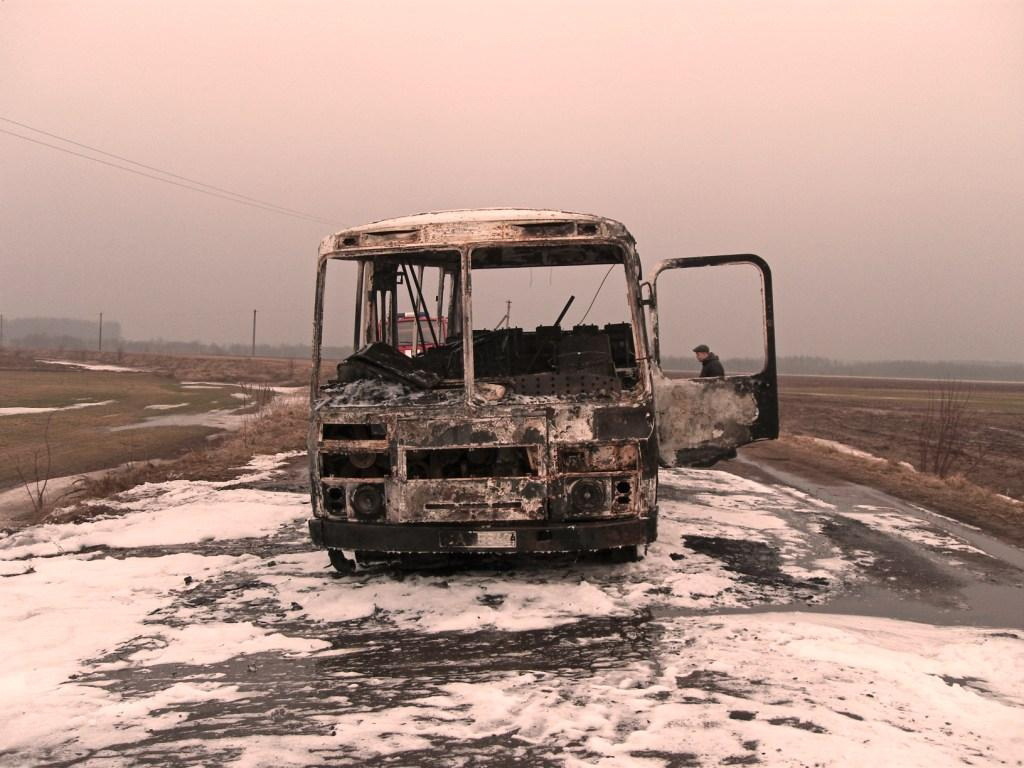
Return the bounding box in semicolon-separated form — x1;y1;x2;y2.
37;359;148;373
846;504;989;555
109;407;249;431
362;613;1023;768
0;399;115;416
0;453;313;760
145;402;189;410
1;455;1022;766
0;452;303;559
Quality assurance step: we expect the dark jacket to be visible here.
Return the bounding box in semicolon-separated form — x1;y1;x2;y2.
700;353;725;378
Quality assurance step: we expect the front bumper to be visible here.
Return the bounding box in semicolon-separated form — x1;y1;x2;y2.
308;516;655;554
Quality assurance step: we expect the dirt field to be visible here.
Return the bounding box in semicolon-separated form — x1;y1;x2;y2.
777;375;1024;499
0;351;314;523
1;347;317;386
732;375;1024;546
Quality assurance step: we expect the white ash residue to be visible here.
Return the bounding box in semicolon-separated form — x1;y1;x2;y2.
318;378;463;407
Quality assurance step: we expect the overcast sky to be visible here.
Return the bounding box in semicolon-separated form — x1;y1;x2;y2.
2;1;1022;362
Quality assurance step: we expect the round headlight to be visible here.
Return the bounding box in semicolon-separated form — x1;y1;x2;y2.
569;478;606;514
351;484;384;520
349;452;377;469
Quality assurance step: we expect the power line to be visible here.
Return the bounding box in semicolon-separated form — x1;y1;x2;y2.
578;265;616;324
0;121;334;224
0;116;327;220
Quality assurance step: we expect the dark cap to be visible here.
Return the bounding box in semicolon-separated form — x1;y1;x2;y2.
692;344;710;354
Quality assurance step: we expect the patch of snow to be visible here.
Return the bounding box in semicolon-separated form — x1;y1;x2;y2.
110;408;246;432
0;489;303;559
0;560;33;577
333;613;1022;768
0;552;241;755
847;505;988;555
3;457;1023;766
144;402;189;410
805;436;884;462
0;400;115;416
121;622;329;667
37;359;147;373
0;454;305;559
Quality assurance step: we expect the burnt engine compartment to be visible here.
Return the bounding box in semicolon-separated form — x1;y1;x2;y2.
330;323;638;399
417;322;637;395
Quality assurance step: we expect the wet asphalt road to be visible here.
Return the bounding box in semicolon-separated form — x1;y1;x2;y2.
6;454;1024;767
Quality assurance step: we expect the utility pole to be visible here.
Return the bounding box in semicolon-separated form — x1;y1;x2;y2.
251;310;257;357
98;312;103;352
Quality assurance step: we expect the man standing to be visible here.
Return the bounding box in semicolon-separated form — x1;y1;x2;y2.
693;344;725;377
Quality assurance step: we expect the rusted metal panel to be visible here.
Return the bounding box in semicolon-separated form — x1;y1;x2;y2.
653;373;760;467
397;478;547;522
592;406;654;441
399;416;546;449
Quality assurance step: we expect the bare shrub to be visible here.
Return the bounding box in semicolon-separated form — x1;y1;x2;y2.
915;380;988;478
237;382;275;412
59;397;307;515
14;412;55;518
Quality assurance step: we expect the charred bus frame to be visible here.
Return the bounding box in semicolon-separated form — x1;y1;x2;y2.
307;210;777;569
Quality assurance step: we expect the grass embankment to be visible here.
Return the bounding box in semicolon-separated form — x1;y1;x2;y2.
0;367;241;492
1;348;315;524
778;375;1024;499
57;396;308;520
749;436;1024;547
762;375;1024;547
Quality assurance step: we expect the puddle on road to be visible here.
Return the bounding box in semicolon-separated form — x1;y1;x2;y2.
680;535;829;591
723;455;1024;627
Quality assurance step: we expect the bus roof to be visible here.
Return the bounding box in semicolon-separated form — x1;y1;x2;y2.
319;208;634;257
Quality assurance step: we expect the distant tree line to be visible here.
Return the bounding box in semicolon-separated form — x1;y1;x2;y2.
2;317;121;348
5;316;1022;381
3;332;346;362
661;354;1024;382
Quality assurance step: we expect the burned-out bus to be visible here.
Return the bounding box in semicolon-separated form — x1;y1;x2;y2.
308;209;777;570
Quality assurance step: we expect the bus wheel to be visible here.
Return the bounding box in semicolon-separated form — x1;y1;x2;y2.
328;549;356;574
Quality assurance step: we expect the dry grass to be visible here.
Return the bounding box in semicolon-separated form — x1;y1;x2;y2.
4;347;334;387
52;396;308;521
779;375;1024;500
0;367;235;493
746;434;1024;547
1;348;323;523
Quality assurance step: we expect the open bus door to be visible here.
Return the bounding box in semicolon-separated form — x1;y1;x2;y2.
646;254;778;467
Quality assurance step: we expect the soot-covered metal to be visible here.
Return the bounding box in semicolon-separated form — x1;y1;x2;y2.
307;209;778;569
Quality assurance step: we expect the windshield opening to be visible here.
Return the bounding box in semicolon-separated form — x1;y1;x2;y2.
316;243;642;407
317;250;467;407
469;244;640;399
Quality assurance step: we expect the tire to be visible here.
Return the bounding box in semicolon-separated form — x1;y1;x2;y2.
607;545;641;563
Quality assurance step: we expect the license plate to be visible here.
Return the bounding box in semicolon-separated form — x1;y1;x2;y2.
440;530;517;549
